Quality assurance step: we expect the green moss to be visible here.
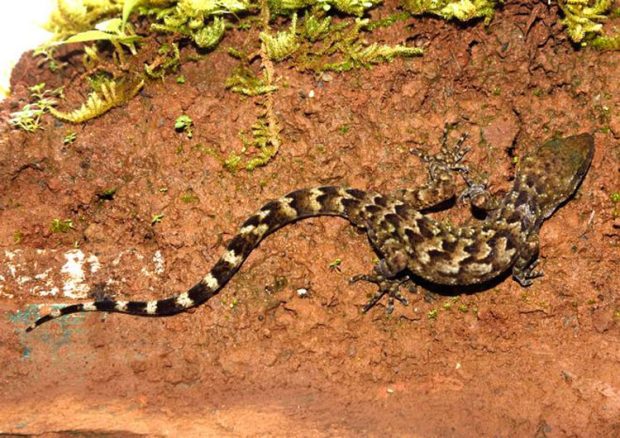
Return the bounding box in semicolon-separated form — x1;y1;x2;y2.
224;153;243;171
611;192;620;218
558;0;612;43
13;231;24;244
63;131;78;145
427;308;438;320
174;114;194;138
180;190;200;203
366;11;410;30
9;84;64;132
260;14;300;61
590;34;620;50
328;258;342;270
338;124;351;134
50;218;74;233
225;65;278;96
403;0;498;24
97;187;117;200
151;213;165;225
145;43;181;79
50;78;144;123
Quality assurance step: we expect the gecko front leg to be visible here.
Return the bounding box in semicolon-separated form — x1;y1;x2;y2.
394;132;471;210
512;233;543;286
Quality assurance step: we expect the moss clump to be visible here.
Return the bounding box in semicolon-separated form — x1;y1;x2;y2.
50;77;144;123
260;13;300;61
402;0;498;24
145;43;181;79
174;114;194;138
50;218;74;233
225;65;279;96
558;0;613;43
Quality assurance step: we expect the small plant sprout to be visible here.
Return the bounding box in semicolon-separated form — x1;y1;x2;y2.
328;258;343;271
97;188;117;200
9;84;64;132
50;219;74;233
180;190;199;203
427;308;439;320
151;213;165;225
13;231;24;244
175;115;194;138
611;191;620;218
63;131;77;145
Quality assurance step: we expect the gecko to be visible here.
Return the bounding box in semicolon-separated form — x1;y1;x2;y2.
27;133;594;331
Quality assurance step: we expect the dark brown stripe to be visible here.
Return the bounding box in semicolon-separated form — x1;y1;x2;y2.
211;259;234;284
395;203;413;218
316;186;340;212
383;213;401;229
417;219;435;239
227;234;255;258
404;228;424;245
156;297;178;314
341;197;361;211
441;238;458;253
127;301;147;313
241;213;261;229
287;189;312;216
363;204;382;215
373;195;388;207
346;188;366;199
61;304;83;315
261;208;289;230
188;282;208;303
428;249;444;259
95;300;116;312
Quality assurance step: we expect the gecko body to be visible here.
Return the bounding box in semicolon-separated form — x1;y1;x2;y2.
27;133;594;331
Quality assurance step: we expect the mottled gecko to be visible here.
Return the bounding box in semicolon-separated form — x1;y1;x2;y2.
27;133;594;331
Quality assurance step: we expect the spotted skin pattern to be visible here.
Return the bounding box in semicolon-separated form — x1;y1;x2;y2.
27;134;594;331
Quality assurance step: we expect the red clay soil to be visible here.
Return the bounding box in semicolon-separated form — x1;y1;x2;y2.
1;1;619;436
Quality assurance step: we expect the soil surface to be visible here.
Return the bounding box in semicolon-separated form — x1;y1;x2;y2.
1;1;619;436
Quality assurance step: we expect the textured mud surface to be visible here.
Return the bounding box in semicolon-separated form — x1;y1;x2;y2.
1;1;619;436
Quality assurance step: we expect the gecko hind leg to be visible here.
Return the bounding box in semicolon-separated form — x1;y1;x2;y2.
350;274;413;313
350;256;416;314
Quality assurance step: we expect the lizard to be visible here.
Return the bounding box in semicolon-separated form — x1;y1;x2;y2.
26;133;594;332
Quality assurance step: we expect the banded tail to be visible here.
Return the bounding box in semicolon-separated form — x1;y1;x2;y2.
27;186;372;331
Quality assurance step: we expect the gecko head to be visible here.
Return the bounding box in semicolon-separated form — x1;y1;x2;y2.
516;133;594;219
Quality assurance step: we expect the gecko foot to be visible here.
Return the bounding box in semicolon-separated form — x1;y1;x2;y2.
350;274;413;314
513;259;544;287
412;132;471;180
